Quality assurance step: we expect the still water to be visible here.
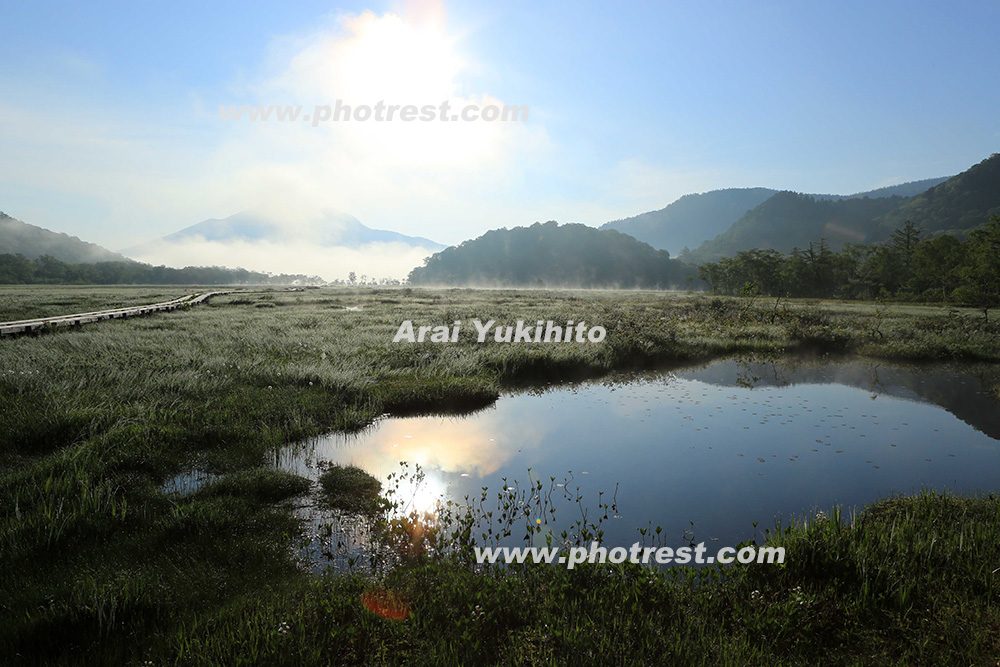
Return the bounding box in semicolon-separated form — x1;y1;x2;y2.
276;356;1000;570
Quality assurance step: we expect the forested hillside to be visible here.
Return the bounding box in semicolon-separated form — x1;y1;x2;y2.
875;154;1000;236
689;193;906;261
690;155;999;261
408;221;692;288
0;212;130;263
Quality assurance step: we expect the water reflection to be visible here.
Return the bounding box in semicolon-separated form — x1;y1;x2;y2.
279;356;1000;571
686;358;1000;440
160;469;218;495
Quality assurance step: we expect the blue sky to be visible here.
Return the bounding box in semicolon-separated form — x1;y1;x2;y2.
1;0;998;273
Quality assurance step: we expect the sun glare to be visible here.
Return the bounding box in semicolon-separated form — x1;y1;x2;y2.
396;467;447;516
337;12;460;104
308;8;504;167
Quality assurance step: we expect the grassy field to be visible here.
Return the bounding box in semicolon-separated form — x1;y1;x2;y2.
0;285;197;322
1;286;999;665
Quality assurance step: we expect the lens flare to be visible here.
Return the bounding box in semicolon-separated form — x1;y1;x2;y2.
361;589;411;621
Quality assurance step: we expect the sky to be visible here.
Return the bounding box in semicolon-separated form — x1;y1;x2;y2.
1;0;998;278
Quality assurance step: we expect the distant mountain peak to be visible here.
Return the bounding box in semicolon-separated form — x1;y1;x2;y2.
122;209;445;256
601;187;777;255
117;208;445;281
601;176;953;257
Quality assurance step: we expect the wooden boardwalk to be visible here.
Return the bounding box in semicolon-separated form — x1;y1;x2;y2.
0;291;235;337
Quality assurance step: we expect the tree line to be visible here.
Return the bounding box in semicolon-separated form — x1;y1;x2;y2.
0;254;324;285
695;216;1000;316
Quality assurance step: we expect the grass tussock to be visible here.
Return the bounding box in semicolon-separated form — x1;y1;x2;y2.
318;465;383;514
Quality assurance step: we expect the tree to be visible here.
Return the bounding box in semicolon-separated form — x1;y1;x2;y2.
890;220;924;263
909;234;964;301
888;220;924;295
957;215;1000;319
695;261;723;292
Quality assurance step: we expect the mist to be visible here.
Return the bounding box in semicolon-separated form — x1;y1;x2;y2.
125;237;439;283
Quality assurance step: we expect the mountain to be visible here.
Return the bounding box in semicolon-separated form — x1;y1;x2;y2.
408;221;691;288
810;176;951;202
688;192;906;261
0;212;131;263
687;157;997;261
120;208;445;282
122;208;445;255
874;154;1000;237
600;188;777;255
600;178;948;256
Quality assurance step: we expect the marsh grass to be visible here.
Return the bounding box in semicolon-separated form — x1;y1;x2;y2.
1;286;998;664
167;492;1000;666
0;285;196;321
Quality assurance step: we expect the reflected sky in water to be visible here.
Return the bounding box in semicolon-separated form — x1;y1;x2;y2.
279;357;1000;563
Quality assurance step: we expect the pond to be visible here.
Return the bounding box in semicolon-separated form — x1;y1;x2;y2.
276;356;1000;571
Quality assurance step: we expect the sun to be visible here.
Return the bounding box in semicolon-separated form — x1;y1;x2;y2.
335;11;460;105
306;7;504;167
